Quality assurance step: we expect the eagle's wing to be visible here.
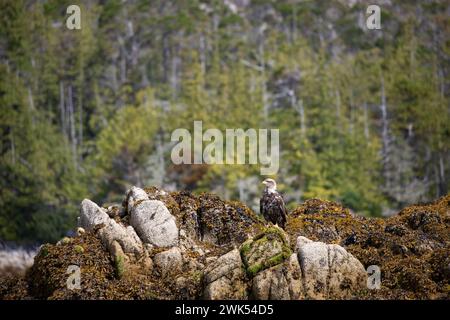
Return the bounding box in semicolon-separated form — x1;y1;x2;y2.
260;193;271;222
270;192;288;228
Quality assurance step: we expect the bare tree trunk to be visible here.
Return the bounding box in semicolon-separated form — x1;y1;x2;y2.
157;130;166;187
27;87;34;111
299;99;306;137
363;102;370;140
199;33;207;75
128;20;140;68
10;130;15;165
111;62;119;93
380;76;389;164
258;25;269;123
291;6;297;43
27;86;36;126
238;179;245;202
162;34;170;83
171;44;180;98
335;89;342;132
380;75;391;190
348;89;354;134
59;81;66;136
291;91;306;137
78;59;84;160
120;43;127;85
438;152;446;196
78;87;83;157
68;85;77;166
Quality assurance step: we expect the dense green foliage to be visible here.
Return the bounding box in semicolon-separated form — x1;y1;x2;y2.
0;0;448;243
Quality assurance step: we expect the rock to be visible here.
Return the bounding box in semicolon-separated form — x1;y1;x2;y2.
129;199;179;247
125;186;150;214
203;249;246;300
251;264;290;300
26;232;115;299
296;236;366;299
249;252;303;301
171;191;201;241
110;240;129;278
186;259;204;272
296;240;329;299
296;236;313;249
78;199;110;229
56;237;72;246
196;193;263;246
327;244;367;298
78;199;143;256
153;247;183;277
126;225;143;247
241;227;292;277
285;253;304;300
76;227;85;236
4;187;448;301
385;224;407;236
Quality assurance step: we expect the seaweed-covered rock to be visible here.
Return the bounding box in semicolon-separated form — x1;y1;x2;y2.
26;232;115;299
145;186;181;218
153;247;183;278
202;249;246;300
197;193;264;246
2;187;448;300
139;190;264;249
287;195;450;299
170;191;201;243
251;265;290;300
251;253;303;300
296;236;366;299
240;227;292;277
23;230;157;300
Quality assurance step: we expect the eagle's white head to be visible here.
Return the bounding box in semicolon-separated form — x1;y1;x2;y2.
262;178;277;193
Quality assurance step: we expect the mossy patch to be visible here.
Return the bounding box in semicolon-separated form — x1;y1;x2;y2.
74;245;84;254
114;255;125;279
240;226;292;277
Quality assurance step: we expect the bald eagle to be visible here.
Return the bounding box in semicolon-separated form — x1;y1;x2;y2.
260;178;288;229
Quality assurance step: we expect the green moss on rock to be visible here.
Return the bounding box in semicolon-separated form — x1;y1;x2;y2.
240;226;292;277
115;255;125;279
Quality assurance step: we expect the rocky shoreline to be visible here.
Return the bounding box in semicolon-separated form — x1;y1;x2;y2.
1;187;448;300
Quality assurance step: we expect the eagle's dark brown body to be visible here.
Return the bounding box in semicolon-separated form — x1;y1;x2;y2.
260;189;288;229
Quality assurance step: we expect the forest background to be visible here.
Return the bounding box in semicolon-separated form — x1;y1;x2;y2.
0;0;448;244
